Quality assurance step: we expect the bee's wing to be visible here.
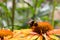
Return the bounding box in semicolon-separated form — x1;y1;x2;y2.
35;17;42;22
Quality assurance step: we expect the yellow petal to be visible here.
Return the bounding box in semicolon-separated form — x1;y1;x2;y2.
37;35;43;40
49;35;60;40
30;35;39;40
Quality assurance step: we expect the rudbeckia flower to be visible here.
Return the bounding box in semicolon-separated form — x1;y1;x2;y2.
29;22;60;40
0;29;13;40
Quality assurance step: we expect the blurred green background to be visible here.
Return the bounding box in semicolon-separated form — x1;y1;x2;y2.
0;0;60;30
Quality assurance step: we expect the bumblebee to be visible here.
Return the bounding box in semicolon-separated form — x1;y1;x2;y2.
28;20;53;34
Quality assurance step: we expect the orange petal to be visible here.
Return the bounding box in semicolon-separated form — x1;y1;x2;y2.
47;29;60;35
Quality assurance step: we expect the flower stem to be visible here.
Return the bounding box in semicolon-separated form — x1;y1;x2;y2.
51;0;56;27
11;0;16;31
33;0;38;20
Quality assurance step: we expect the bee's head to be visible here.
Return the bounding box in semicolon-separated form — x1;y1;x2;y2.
28;20;38;27
28;20;34;27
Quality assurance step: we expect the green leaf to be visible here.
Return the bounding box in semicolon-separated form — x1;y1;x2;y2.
37;0;44;8
0;2;11;17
